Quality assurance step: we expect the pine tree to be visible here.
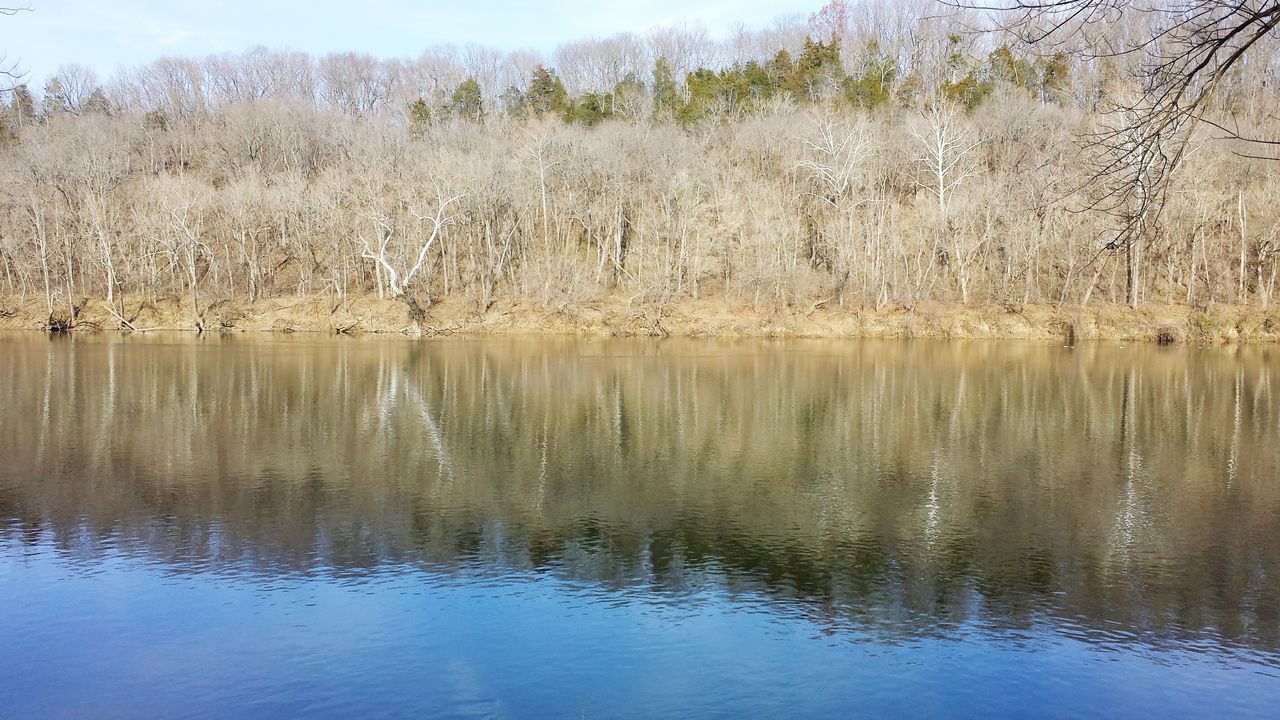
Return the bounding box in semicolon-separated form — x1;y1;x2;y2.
651;57;678;122
500;85;528;118
611;74;646;120
842;41;896;110
679;68;722;125
566;92;614;126
42;77;66;117
408;97;432;139
526;66;568;117
84;88;111;115
788;37;844;102
449;77;484;122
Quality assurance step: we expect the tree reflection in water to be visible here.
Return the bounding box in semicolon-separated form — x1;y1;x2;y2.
1;334;1277;653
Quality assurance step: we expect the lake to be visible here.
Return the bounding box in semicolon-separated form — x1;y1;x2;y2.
1;333;1278;718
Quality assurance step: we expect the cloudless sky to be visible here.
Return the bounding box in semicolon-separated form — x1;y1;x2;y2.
3;1;808;84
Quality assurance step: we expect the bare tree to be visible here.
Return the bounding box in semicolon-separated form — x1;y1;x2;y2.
0;4;1277;331
794;111;875;303
43;64;101;115
555;34;645;95
318;53;392;116
955;1;1280;306
162;191;212;331
911;101;983;303
1;5;31;93
646;21;716;78
359;182;464;299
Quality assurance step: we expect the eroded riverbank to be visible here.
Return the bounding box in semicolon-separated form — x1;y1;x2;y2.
3;293;1280;342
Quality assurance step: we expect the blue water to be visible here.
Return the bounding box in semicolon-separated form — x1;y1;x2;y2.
6;547;1278;719
2;335;1279;718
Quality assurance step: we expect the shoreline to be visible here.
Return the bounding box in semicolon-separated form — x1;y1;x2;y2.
2;294;1279;343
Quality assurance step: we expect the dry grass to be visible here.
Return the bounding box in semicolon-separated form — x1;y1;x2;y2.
4;293;1278;343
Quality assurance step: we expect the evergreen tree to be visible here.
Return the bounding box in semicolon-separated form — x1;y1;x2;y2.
449;77;484;122
83;88;111;115
988;45;1028;87
408;97;432;139
787;37;844;102
770;49;795;84
938;35;992;110
608;74;646;121
1032;53;1070;105
500;85;528;118
41;77;66;117
651;57;678;122
842;41;896;110
678;67;722;126
526;66;568;117
566;92;614;126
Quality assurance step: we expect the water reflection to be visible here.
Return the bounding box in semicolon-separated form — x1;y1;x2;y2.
2;334;1279;655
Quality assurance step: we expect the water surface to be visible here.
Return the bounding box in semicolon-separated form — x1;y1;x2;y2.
2;334;1279;718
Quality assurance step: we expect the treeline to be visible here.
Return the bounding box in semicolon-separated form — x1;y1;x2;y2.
1;1;1278;327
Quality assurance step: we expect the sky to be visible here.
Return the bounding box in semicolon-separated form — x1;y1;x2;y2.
2;1;808;84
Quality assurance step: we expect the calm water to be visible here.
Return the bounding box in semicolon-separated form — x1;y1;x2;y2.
1;334;1279;718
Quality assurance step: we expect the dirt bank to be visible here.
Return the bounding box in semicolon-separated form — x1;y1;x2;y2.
2;294;1278;343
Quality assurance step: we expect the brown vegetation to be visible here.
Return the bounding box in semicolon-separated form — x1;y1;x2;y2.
3;292;1278;343
2;2;1280;341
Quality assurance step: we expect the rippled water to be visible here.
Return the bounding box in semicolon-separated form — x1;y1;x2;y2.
2;333;1279;718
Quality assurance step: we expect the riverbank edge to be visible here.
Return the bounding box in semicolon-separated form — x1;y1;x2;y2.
2;294;1278;343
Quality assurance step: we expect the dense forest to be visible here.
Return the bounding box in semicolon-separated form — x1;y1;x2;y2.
1;1;1279;332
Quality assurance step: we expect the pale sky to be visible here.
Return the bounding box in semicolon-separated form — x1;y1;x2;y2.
3;1;808;83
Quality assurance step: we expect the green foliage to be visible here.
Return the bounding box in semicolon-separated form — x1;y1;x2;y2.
611;73;646;121
841;73;889;110
565;92;614;126
675;60;785;125
475;32;1064;128
500;85;529;118
526;66;569;117
669;36;846;120
980;45;1073;107
449;77;484;122
786;36;844;102
941;74;993;110
841;42;896;110
771;50;794;84
988;45;1029;86
676;68;722;125
735;60;779;104
1034;52;1071;102
651;57;678;122
940;36;993;111
408;97;433;139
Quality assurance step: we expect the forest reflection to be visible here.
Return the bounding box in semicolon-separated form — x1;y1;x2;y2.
2;334;1278;651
